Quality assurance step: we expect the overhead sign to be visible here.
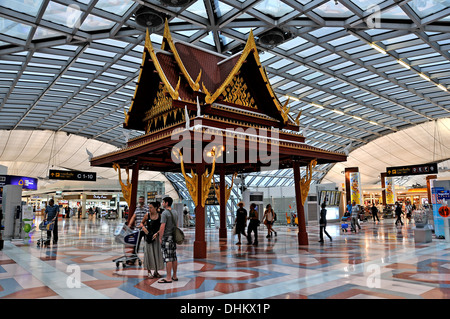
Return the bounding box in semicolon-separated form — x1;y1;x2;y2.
49;169;97;182
386;163;438;177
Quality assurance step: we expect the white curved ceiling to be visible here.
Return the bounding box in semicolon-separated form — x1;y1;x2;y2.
0;129;176;195
322;118;450;188
1;0;450;194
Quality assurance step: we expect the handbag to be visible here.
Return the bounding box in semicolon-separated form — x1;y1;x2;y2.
170;210;185;245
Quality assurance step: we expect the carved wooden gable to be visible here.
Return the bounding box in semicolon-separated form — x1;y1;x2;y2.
221;75;257;109
144;83;183;134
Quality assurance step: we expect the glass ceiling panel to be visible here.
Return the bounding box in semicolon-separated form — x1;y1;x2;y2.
79;14;116;31
0;17;31;40
408;0;450;19
278;36;307;50
42;1;83;27
215;1;233;17
200;32;215;46
313;1;354;18
95;0;135;16
186;0;208;19
254;0;294;18
1;0;44;16
350;0;386;11
381;5;410;19
33;26;64;40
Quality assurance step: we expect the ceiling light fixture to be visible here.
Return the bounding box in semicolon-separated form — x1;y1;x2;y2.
419;73;431;81
437;84;448;91
369;43;386;55
397;59;411;69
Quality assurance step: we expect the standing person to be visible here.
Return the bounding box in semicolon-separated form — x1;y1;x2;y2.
351;201;361;233
347;201;352;216
140;202;164;279
319;203;332;243
128;196;148;258
395;201;404;226
371;202;380;222
247;203;259;246
44;199;59;245
263;204;277;238
183;204;190;228
158;196;178;284
234;201;247;245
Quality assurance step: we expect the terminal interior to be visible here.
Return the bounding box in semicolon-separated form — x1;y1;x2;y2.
1;0;450;300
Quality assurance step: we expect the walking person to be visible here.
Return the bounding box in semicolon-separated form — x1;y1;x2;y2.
351;201;361;233
395;201;404;226
371;202;380;222
128;196;148;258
234;201;247;245
140;202;164;279
158;196;178;284
406;201;413;223
44;199;59;245
347;201;352;216
247;203;259;246
263;204;277;238
319;203;332;243
183;204;190;227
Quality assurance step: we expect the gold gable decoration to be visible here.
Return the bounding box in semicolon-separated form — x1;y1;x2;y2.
300;159;317;206
144;83;173;122
214;172;238;205
113;163;132;207
175;147;220;208
221;76;257;108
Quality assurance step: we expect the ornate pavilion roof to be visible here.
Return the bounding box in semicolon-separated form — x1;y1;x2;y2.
91;22;347;173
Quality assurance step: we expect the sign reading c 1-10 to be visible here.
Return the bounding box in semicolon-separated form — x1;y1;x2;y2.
386;163;438;177
49;169;97;182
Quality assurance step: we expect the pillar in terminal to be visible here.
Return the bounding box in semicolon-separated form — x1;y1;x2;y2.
293;160;316;246
219;167;227;239
127;161;140;223
345;167;362;205
381;172;387;206
385;176;396;206
194;163;207;258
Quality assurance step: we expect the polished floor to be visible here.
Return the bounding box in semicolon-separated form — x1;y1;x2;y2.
1;215;449;299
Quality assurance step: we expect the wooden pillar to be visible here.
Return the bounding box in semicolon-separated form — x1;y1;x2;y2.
194;163;207;259
345;167;360;205
219;167;227;239
380;172;387;206
293;161;308;246
127;161;140;224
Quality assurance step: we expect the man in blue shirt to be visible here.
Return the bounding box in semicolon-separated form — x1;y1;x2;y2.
44;199;60;244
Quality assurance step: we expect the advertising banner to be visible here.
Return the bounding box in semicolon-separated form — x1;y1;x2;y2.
431;186;447;238
349;172;362;205
385;177;395;205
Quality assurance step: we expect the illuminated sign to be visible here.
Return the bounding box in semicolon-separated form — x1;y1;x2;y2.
386;163;438;177
0;175;38;190
49;169;96;181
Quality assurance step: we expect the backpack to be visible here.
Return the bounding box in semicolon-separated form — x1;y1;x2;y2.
170;210;185;245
